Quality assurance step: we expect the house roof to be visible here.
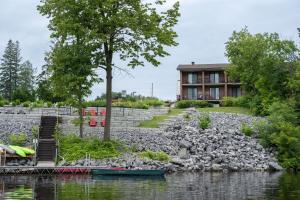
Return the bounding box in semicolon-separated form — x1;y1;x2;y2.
177;63;229;71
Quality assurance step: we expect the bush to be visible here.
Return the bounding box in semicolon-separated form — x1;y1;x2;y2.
222;96;249;107
0;101;4;107
83;100;106;107
58;134;125;161
22;101;31;107
31;126;39;139
142;99;164;107
8;133;27;146
199;114;211;129
47;102;53;108
241;123;254;136
140;150;170;162
255;101;300;169
176;100;212;108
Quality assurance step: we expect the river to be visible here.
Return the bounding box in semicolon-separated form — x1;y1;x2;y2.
0;172;299;199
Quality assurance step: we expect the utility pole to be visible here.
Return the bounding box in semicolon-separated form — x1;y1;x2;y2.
151;83;153;97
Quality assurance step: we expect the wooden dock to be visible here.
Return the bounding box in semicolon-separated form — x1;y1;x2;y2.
0;166;108;175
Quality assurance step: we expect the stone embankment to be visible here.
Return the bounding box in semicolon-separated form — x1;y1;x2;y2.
63;108;283;172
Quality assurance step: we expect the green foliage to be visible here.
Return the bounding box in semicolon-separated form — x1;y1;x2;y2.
12;87;35;102
255;101;300;169
84;99;164;109
138;109;183;128
225;28;300;115
241;123;254;136
222;96;249;107
58;134;125;161
176;100;212;108
184;113;191;120
140;150;170;162
8;133;27;146
0;101;4;107
22;101;31;107
83;100;106;107
199;115;211;129
31;126;39;139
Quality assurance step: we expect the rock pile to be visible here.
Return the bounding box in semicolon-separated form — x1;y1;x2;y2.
64;108;282;172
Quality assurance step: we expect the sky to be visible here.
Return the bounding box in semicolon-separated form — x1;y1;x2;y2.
0;0;300;100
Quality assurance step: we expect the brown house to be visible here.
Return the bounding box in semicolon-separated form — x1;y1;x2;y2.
177;63;243;102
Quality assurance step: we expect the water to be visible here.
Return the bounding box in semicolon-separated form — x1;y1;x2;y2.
0;172;299;200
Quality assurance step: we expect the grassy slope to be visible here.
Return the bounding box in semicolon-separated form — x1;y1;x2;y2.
138;108;183;128
198;107;252;115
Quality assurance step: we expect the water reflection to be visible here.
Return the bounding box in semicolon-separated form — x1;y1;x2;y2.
0;172;299;200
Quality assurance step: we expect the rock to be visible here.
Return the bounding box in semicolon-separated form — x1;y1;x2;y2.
178;148;189;159
211;164;223;171
268;162;283;171
179;140;192;149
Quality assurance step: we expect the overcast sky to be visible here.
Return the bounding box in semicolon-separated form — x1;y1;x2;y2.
0;0;300;100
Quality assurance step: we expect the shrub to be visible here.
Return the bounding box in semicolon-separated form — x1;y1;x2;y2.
254;101;300;169
142;99;164;107
58;134;125;161
241;123;254;136
222;96;249;107
0;101;4;107
140;150;170;162
22;101;31;107
176;100;212;108
83;100;106;107
47;102;53;108
31;126;39;139
8;133;27;146
199;115;211;129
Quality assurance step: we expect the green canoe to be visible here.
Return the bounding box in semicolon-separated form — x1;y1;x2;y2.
91;168;165;176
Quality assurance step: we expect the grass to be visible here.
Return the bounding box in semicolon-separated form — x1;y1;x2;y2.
138;108;183;128
140;150;170;162
58;134;126;162
198;107;252;115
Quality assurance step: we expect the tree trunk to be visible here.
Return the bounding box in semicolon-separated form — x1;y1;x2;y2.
78;98;84;138
104;65;112;141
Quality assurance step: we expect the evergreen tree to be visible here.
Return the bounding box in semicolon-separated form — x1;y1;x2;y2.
0;40;22;100
19;60;35;92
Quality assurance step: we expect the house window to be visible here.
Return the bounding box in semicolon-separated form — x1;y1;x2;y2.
188;73;197;84
232;87;241;97
187;87;197;100
210;87;220;100
210;72;219;83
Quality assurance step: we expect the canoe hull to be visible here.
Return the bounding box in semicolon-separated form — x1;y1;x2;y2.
91;168;165;176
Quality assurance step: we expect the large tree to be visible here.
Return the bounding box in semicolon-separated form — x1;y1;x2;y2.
38;0;180;140
0;40;22;100
225;28;299;115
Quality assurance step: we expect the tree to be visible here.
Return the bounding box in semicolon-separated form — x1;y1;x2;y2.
38;0;180;140
0;40;22;100
13;60;36;102
225;28;299;115
50;40;98;138
36;54;66;103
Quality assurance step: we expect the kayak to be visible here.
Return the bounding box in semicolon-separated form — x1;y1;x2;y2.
0;144;16;154
19;147;35;155
9;146;26;157
91;168;165;176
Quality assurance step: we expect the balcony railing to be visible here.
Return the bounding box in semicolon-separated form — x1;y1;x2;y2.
182;80;202;84
204;77;225;84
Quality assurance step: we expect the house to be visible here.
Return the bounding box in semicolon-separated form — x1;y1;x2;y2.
177;63;243;102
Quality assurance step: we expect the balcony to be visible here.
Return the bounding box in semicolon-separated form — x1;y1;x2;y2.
204;77;225;84
182;79;202;85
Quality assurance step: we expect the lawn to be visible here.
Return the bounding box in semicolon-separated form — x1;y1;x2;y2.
198;107;252;115
138;108;183;128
